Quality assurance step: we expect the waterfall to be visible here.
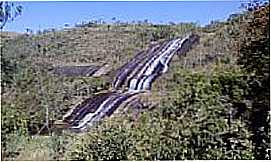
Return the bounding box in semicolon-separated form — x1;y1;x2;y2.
113;34;200;91
62;91;140;132
58;33;199;132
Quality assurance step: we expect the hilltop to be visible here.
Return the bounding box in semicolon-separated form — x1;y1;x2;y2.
1;31;22;39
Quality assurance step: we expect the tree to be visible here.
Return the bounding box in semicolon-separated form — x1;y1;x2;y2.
0;2;22;29
1;2;23;88
237;1;270;159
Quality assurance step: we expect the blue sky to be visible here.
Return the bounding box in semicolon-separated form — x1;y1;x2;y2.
4;1;243;33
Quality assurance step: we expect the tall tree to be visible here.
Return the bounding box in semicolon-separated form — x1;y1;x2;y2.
238;1;270;159
0;2;23;87
0;2;22;29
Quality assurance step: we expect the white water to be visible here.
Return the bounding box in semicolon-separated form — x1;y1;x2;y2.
71;94;117;130
128;36;190;91
62;34;198;131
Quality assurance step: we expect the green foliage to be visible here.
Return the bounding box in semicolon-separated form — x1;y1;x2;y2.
1;133;74;161
149;23;198;41
1;134;29;160
1;104;28;160
1;7;268;160
65;68;254;160
0;3;23;90
237;2;270;159
1;60;111;136
238;3;269;77
150;25;175;41
1;55;18;88
1;105;28;135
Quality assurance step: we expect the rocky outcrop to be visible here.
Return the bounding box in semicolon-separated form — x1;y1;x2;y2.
56;33;199;132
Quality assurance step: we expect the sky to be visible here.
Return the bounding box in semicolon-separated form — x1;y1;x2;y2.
4;1;244;33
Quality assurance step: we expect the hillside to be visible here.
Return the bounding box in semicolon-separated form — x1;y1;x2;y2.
1;3;270;160
0;31;22;40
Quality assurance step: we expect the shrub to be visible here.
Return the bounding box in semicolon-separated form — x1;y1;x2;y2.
237;3;270;159
65;68;254;160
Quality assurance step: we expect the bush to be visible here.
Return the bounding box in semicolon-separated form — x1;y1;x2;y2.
1;104;28;160
150;25;175;41
237;3;270;159
65;67;254;160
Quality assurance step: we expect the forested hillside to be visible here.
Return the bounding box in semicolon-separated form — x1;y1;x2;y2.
1;1;270;160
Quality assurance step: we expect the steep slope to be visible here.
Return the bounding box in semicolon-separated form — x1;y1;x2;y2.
1;23;237;129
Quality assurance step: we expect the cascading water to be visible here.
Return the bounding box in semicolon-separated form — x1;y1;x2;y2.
113;34;200;91
58;33;199;132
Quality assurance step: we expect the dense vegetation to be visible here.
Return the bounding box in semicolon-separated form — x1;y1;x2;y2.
1;1;270;160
